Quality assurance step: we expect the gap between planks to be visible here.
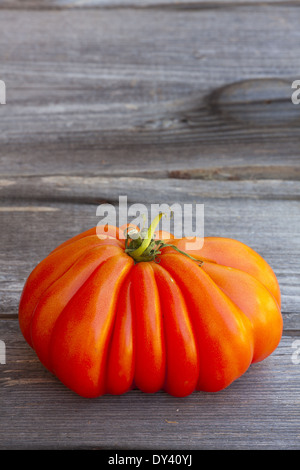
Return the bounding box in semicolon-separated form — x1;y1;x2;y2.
0;1;295;11
0;176;300;205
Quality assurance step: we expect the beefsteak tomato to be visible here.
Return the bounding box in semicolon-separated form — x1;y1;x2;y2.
19;215;282;398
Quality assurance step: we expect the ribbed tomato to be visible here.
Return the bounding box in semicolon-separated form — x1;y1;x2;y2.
19;216;283;398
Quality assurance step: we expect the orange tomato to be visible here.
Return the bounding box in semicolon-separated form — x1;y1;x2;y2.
19;219;282;398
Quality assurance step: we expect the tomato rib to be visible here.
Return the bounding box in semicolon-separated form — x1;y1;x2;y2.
19;236;121;346
49;225;123;254
30;244;125;372
49;254;133;398
201;261;283;363
159;253;254;392
106;277;135;395
151;262;199;397
131;262;166;394
168;236;281;307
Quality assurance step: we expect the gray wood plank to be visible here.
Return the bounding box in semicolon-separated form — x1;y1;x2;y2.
2;141;300;180
0;0;294;9
1;175;300;201
0;319;299;449
0;7;299;177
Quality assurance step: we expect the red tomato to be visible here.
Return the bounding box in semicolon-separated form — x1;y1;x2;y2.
19;218;282;398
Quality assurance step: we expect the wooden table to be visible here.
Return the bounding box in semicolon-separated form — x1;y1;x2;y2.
1;0;299;451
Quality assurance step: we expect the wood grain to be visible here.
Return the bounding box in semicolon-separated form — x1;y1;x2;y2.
0;0;295;9
0;7;299;178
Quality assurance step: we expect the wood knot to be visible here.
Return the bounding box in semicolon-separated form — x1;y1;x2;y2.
208;78;300;128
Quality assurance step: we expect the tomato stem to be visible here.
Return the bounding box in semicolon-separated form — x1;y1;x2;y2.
124;213;203;266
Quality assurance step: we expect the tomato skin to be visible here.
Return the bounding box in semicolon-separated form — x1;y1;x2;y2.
30;244;124;372
170;236;281;308
19;235;123;347
106;277;135;395
201;261;283;364
49;253;133;398
158;253;255;392
18;226;283;398
132;262;166;393
151;262;199;397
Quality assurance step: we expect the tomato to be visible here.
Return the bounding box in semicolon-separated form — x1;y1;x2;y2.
19;215;282;398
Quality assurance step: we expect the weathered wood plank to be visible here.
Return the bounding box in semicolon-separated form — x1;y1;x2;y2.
0;0;295;9
0;7;299;177
2;141;300;180
1;175;300;201
0;319;299;450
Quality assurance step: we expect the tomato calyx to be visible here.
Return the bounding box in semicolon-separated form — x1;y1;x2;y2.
124;213;204;266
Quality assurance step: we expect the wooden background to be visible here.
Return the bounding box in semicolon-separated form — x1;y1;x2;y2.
0;0;299;450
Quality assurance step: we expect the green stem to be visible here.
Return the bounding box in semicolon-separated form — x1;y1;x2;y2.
124;212;203;266
128;213;163;260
